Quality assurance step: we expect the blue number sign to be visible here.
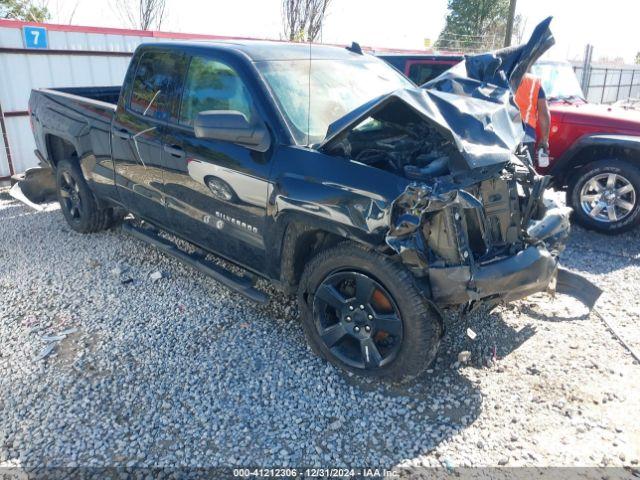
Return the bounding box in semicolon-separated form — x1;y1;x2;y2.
23;26;48;49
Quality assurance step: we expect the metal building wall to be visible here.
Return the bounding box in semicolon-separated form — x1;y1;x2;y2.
0;24;139;178
0;20;241;180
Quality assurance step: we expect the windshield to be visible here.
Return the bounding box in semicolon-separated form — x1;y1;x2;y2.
530;62;585;101
256;57;413;145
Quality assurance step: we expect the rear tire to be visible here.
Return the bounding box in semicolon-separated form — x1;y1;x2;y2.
56;159;113;233
298;242;442;384
567;159;640;234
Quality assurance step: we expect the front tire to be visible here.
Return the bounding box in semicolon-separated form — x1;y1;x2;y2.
56;159;113;233
298;242;442;384
567;159;640;234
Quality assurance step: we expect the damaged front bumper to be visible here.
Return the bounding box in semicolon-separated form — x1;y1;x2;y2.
386;162;601;311
429;243;557;306
430;205;572;306
430;242;603;310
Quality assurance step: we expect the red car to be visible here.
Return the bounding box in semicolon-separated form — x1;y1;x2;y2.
380;54;640;234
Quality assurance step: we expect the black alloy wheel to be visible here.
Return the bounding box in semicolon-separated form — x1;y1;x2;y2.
56;159;115;233
298;242;442;383
313;271;403;370
59;170;83;220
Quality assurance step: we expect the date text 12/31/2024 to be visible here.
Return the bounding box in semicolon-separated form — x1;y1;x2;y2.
233;468;399;477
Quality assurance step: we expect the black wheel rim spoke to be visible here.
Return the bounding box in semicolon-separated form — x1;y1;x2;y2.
355;274;376;304
360;337;382;369
62;172;73;186
373;313;402;336
321;323;348;348
315;283;347;310
60;171;82;220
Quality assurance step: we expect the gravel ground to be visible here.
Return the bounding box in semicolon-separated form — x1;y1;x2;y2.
0;187;639;473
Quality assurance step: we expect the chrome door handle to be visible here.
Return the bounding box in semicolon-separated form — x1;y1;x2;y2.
113;128;131;140
163;145;185;159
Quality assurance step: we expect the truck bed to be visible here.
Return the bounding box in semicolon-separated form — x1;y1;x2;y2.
29;86;122;203
46;86;121;106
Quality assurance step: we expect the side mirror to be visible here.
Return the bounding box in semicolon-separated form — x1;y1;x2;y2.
194;110;270;152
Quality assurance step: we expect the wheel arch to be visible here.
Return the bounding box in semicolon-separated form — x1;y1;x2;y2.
551;134;640;188
45;134;79;167
276;213;386;293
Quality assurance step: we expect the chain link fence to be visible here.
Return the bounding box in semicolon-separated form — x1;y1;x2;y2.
573;64;640;104
435;33;503;54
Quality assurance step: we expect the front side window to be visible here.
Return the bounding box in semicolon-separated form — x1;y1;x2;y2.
179;57;254;127
129;51;185;119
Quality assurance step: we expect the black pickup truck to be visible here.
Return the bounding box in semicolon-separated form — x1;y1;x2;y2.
18;20;597;382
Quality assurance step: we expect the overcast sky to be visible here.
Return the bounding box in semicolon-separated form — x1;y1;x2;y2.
47;0;639;63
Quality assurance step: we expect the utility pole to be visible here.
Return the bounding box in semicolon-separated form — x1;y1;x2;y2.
581;44;594;97
504;0;517;47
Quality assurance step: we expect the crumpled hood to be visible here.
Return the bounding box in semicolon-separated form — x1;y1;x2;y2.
320;17;555;173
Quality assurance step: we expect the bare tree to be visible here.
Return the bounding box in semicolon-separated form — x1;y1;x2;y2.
503;0;516;47
281;0;331;42
112;0;167;31
48;0;80;24
512;14;526;45
306;0;330;42
282;0;303;41
65;0;79;24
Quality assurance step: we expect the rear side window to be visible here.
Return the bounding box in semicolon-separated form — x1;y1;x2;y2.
179;56;253;127
408;62;455;85
130;51;185;120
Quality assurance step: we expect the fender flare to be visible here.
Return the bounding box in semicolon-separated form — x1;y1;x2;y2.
550;134;640;187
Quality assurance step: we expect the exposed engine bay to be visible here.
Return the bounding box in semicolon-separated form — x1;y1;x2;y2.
324;114;456;181
321;90;565;268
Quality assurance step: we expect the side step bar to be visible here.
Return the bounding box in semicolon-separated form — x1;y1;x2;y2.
122;222;269;304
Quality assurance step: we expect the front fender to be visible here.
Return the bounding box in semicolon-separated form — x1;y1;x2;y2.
267;146;408;250
550;133;640;185
271;177;392;245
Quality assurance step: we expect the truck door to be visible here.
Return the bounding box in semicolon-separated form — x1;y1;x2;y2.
111;49;186;225
161;54;272;273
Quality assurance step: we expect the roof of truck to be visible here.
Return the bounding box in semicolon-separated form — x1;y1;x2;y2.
377;53;464;61
146;39;369;62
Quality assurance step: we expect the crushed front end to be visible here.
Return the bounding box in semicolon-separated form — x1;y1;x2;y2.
317;85;579;310
386;154;571;309
321;18;601;310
